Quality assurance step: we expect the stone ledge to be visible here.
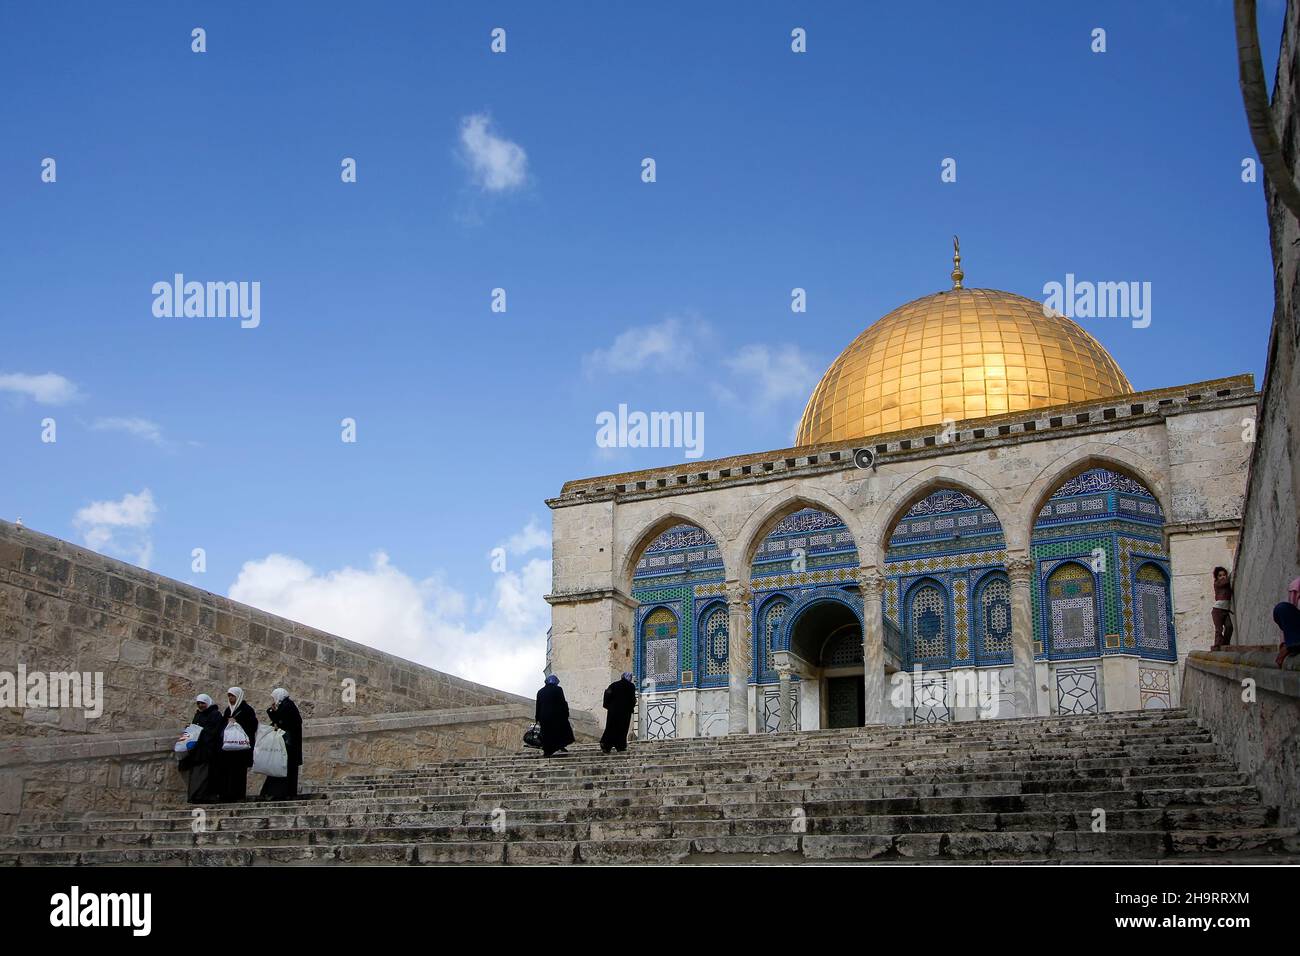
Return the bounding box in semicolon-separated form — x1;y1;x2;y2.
0;704;602;769
1187;647;1300;697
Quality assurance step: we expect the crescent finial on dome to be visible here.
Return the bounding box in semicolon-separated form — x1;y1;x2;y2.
951;235;964;289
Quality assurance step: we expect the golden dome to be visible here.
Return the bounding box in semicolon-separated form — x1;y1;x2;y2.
796;285;1132;445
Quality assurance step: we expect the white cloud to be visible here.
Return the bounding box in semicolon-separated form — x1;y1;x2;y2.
73;488;157;568
721;344;821;408
92;417;164;445
582;317;708;376
0;371;80;405
502;517;549;556
228;523;555;698
458;113;528;192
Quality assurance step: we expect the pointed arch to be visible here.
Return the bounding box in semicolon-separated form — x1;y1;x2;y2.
734;486;865;583
1021;445;1169;536
865;466;1017;566
617;506;730;594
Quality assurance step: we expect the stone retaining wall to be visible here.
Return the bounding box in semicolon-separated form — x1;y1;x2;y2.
1183;646;1300;827
0;703;601;835
1234;0;1300;644
0;519;529;738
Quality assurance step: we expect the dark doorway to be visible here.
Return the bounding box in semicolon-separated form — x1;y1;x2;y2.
826;676;865;728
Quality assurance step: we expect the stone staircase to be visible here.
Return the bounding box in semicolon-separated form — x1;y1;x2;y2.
3;709;1297;865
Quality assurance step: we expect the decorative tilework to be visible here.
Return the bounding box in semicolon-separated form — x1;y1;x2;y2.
701;605;729;679
1055;665;1100;715
890;491;1005;550
1135;563;1172;655
977;575;1012;658
760;598;789;672
751;508;859;581
644;696;677;740
1139;666;1171;709
641;607;680;685
1047;562;1099;654
953;576;969;660
909;583;947;660
1031;467;1173;665
762;687;799;733
913;673;952;724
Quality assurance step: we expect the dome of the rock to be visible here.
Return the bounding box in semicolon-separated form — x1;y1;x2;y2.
795;283;1132;446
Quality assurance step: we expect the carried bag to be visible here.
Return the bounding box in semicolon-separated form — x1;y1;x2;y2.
253;727;288;778
222;721;251;751
174;723;202;753
522;723;542;749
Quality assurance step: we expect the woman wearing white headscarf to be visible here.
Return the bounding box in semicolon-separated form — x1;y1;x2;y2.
178;693;225;803
260;687;304;800
218;686;258;802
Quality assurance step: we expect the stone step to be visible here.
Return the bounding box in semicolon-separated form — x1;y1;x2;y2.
426;729;1214;768
329;746;1226;785
5;709;1293;867
316;766;1249;804
17;783;1264;836
4;826;1295;866
321;756;1236;793
12;804;1280;851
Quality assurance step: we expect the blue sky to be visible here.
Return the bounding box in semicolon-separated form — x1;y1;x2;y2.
0;1;1285;694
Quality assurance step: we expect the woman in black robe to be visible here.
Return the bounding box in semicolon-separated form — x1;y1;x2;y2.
535;675;575;757
217;686;258;802
177;694;225;803
600;672;637;754
259;687;303;800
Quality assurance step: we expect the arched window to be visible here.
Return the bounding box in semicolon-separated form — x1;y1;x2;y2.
701;605;729;678
908;581;947;661
761;598;789;671
977;574;1012;659
640;607;679;686
1046;562;1099;656
1135;563;1173;656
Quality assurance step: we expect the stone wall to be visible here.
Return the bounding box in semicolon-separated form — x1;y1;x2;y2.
1183;647;1300;828
0;704;602;835
1234;0;1300;645
0;520;531;740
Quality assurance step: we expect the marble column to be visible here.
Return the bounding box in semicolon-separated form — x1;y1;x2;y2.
777;666;792;733
726;581;753;735
860;569;888;725
1007;553;1037;718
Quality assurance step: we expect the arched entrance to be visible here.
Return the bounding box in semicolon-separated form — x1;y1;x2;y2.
780;590;866;729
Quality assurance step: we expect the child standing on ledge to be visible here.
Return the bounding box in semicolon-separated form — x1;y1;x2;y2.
1210;567;1234;651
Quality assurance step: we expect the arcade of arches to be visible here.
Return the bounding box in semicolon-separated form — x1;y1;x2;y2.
614;468;1176;738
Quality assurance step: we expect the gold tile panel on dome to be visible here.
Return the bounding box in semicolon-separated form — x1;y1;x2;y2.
795;253;1134;445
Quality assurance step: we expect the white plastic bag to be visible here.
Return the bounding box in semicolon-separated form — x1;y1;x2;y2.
222;721;251;751
174;723;202;753
253;728;288;777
